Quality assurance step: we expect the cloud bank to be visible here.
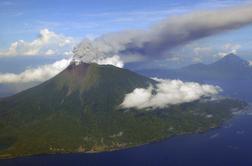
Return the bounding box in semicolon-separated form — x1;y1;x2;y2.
0;59;70;83
73;4;252;62
0;29;76;57
0;55;124;84
121;78;221;109
2;5;252;84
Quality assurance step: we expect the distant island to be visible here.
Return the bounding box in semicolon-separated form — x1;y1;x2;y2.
138;54;252;81
0;62;247;159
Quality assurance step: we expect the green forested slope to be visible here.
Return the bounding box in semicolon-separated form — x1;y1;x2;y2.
0;63;246;159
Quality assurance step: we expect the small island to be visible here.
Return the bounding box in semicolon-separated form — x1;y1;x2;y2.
0;63;247;159
0;97;246;159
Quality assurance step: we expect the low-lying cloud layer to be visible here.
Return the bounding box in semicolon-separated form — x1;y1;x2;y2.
121;78;221;109
0;55;124;84
73;4;252;63
1;4;252;90
0;59;70;83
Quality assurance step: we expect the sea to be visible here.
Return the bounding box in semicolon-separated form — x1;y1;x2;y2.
1;80;252;166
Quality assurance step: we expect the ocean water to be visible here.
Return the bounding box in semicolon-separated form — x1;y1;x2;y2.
1;80;252;166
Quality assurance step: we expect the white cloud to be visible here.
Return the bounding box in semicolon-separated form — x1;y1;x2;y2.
0;54;124;85
121;78;221;109
0;29;76;57
73;55;124;68
0;59;70;83
0;54;123;84
249;61;252;66
95;55;124;68
217;43;241;58
73;4;252;63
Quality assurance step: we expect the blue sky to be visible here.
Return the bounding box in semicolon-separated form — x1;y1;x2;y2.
0;0;250;44
0;0;252;74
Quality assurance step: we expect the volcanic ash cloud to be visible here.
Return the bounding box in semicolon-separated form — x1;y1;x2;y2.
73;5;252;62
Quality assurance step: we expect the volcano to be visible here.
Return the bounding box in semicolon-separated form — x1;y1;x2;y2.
0;62;245;159
138;54;252;81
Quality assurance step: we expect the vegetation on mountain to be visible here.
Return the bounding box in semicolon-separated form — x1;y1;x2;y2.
0;63;246;159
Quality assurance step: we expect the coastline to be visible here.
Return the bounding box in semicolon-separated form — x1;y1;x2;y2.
1;106;248;160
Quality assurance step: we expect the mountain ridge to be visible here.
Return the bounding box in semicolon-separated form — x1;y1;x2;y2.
0;61;246;159
138;54;252;81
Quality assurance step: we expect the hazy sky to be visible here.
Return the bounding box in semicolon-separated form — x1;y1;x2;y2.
1;0;250;43
1;0;252;72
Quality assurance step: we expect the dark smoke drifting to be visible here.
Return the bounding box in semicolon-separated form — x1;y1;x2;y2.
73;4;252;62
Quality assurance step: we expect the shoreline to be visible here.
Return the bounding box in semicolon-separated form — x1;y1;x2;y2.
1;107;248;161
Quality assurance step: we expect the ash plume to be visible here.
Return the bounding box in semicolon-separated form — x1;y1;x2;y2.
73;4;252;62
